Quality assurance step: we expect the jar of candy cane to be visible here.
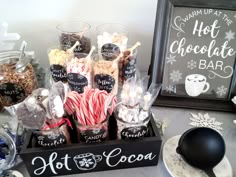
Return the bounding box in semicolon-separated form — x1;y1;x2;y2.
75;116;109;144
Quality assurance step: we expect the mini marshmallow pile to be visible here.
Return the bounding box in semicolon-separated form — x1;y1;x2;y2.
64;87;117;126
97;32;128;52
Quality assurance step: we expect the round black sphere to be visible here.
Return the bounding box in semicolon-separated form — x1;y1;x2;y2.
176;127;225;170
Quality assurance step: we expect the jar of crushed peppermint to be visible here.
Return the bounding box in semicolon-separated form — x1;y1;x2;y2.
0;51;37;106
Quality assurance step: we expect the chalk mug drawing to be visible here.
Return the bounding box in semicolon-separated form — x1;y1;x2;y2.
185;74;210;97
73;153;102;171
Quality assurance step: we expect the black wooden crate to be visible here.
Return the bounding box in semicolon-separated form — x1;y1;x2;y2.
20;115;162;177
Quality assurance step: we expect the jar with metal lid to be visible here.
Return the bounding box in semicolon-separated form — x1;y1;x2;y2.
0;50;37;106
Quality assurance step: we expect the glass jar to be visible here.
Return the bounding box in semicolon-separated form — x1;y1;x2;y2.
48;46;69;83
67;53;93;93
75;116;109;144
119;47;138;83
96;23;128;55
114;104;151;140
93;53;119;95
0;51;37;106
57;21;91;54
0;129;16;173
33;120;71;148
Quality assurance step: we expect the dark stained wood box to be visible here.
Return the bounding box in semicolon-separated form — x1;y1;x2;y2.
20;115;162;177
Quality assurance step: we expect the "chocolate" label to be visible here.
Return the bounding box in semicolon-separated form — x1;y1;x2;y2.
0;83;26;106
50;65;67;82
94;74;115;93
36;133;66;147
67;73;88;93
121;126;148;140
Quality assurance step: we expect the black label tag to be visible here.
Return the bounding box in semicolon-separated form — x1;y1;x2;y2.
121;126;148;140
94;74;115;93
123;58;136;80
36;132;67;147
67;73;88;93
0;83;26;106
50;65;67;82
80;129;106;143
101;43;120;60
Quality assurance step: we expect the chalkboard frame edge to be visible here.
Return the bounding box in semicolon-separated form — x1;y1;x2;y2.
149;0;236;112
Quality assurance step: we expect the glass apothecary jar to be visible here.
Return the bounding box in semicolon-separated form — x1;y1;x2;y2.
0;51;37;106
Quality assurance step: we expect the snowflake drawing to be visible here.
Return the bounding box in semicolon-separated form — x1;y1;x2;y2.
216;85;227;97
165;85;176;93
48;133;60;140
225;30;235;41
187;60;197;70
166;54;176;65
92;128;101;134
170;70;182;82
189;113;223;132
79;158;94;168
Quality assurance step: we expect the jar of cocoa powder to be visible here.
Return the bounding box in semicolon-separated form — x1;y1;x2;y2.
0;51;37;106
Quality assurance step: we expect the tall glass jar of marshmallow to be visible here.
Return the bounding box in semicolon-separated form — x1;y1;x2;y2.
96;23;128;55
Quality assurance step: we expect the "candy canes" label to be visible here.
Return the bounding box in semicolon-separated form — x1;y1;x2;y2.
67;73;88;93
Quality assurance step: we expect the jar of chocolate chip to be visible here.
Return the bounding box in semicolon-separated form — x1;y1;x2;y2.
57;21;91;54
0;51;37;106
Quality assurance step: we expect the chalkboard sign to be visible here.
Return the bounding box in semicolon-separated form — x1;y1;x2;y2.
149;0;236;111
67;73;88;93
94;74;115;93
0;83;26;106
50;65;67;83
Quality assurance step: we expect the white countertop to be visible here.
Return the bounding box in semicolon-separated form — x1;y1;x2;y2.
2;106;236;177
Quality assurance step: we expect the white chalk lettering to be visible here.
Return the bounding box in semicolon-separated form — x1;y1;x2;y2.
32;152;71;175
103;148;156;168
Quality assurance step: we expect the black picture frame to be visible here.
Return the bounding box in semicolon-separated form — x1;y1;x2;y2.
149;0;236;112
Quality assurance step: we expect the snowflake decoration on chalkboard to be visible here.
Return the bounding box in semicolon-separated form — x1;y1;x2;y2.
225;30;235;41
216;85;228;97
48;133;60;140
187;60;197;70
170;70;182;82
165;85;176;93
79;158;94;168
189;113;223;133
166;54;176;65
